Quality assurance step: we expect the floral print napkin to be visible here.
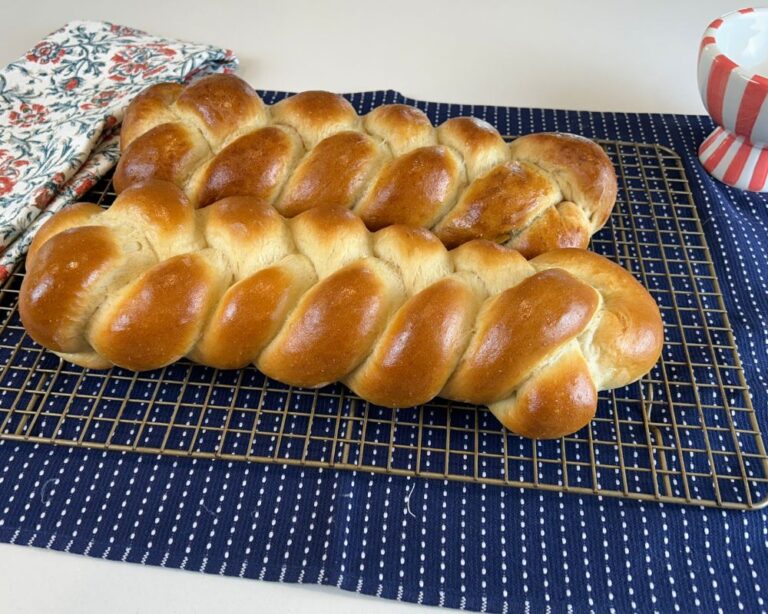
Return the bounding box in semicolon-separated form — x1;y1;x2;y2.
0;21;238;280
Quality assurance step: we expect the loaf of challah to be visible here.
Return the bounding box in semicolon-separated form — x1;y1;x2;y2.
19;180;662;439
114;74;617;258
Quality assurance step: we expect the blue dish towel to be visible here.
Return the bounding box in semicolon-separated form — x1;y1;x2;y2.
1;90;767;614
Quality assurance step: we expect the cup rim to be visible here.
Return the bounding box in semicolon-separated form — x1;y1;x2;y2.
701;7;768;89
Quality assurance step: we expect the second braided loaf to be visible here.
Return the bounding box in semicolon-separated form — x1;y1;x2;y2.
20;180;662;439
115;74;618;258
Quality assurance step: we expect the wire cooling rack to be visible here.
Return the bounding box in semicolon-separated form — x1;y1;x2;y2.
1;138;766;510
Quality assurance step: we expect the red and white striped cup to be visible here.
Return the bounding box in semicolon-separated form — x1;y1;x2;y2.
698;7;768;192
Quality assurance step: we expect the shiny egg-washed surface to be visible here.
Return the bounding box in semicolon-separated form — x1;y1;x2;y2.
18;180;661;439
115;74;618;258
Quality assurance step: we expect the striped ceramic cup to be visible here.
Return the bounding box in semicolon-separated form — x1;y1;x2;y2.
698;7;768;192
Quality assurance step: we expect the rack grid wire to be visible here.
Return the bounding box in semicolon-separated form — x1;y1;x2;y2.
1;138;766;510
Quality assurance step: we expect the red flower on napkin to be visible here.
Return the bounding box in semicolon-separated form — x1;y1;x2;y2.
80;90;120;111
108;24;141;37
0;176;14;198
8;103;48;128
109;44;177;82
0;150;29;197
26;41;66;64
32;172;65;208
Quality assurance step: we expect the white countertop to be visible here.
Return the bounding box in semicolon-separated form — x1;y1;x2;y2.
0;1;744;612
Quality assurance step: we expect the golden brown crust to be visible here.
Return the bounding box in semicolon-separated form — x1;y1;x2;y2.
202;196;294;279
89;252;229;371
507;201;592;258
258;259;403;387
20;226;122;353
107;181;202;259
26;202;104;264
363;104;436;156
270;91;359;148
434;161;560;248
203;195;284;243
490;346;597;439
120;82;184;152
278;131;387;216
190;256;315;369
116;76;618;257
442;268;600;404
508;132;617;231
531;249;664;389
347;276;479;407
437;117;509;179
20;184;661;440
114;122;210;193
356;146;465;229
173;74;267;149
288;206;372;278
372;225;453;294
189;126;303;208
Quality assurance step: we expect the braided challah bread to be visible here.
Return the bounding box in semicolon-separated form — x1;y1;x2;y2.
114;74;618;258
19;180;662;439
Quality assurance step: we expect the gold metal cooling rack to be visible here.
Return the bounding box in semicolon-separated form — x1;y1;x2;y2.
1;138;766;510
